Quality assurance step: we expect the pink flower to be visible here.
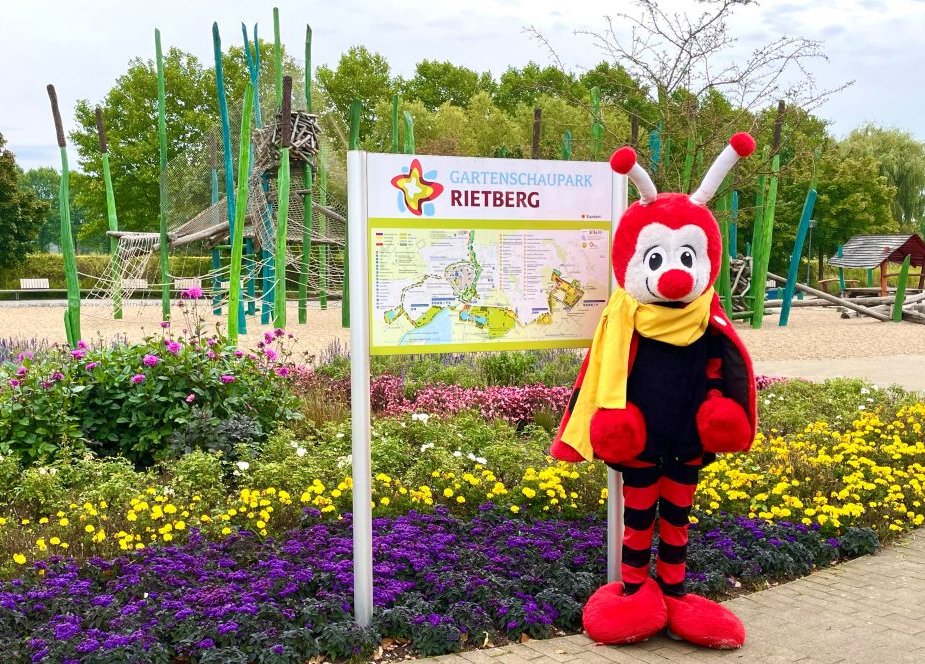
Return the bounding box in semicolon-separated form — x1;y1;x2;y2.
71;349;86;360
76;340;88;350
160;321;170;329
85;362;99;371
275;366;290;377
131;374;146;384
40;380;52;389
17;351;33;362
166;341;181;355
220;374;235;384
142;354;159;367
274;328;285;338
234;350;244;358
264;348;278;361
206;338;217;347
207;350;217;360
8;379;20;388
15;366;27;377
263;332;274;345
182;287;204;299
51;372;64;382
185;393;196;403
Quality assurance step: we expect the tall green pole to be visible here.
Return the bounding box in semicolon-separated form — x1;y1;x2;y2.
274;77;293;328
343;99;360;328
299;24;313;325
318;145;329;310
681;136;695;193
95;108;122;319
46;85;80;347
716;191;732;315
403;111;415;154
213;22;246;335
750;152;780;329
155;29;170;321
273;7;283;109
729;191;739;257
590;87;603;161
892;255;912;322
391;94;400;154
779;188;818;326
229;82;254;346
561;130;572;161
837;245;846;293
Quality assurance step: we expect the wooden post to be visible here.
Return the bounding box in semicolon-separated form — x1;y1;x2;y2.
779;188;818;326
96;108;122;320
630;115;638;146
879;259;889;296
155;29;170;321
47;85;81;346
531;107;542;159
213;22;245;334
274;76;293;328
299;24;313;325
836;245;846;293
228;82;254;345
892;255;912;322
273;7;282;109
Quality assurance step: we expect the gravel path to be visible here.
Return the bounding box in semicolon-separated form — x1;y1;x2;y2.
0;303;921;363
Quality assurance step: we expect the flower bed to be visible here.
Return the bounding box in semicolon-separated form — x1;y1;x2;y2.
0;509;872;662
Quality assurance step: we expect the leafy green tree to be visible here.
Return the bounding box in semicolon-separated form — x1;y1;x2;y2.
841;124;925;231
402;60;493;110
493;63;585;113
316;46;396;140
0;134;47;268
19;167;61;251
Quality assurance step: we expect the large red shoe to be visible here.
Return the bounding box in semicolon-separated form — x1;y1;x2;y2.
582;578;667;645
663;593;745;649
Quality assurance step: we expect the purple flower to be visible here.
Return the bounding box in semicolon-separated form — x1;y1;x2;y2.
85;362;99;371
51;371;64;382
196;638;215;649
17;351;33;362
16;366;27;377
185;393;196;403
8;379;20;388
275;366;290;377
207;350;217;360
216;620;239;635
220;374;235;384
160;321;170;329
71;349;86;360
274;328;285;338
54;622;80;641
142;354;159;367
131;374;146;385
165;341;181;355
233;350;244;358
182;286;204;299
272;644;285;655
265;348;279;361
76;340;88;350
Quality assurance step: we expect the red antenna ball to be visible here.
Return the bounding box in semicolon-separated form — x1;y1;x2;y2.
730;132;756;158
610;147;637;175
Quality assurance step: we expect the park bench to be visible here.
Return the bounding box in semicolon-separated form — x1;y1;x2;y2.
174;278;202;291
816;278;859;295
20;278;50;290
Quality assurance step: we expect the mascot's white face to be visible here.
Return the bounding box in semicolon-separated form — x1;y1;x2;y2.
622;223;712;305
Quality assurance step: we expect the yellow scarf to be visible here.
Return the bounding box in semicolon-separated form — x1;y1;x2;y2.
562;287;715;461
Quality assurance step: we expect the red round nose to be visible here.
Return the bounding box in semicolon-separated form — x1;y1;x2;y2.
657;270;694;300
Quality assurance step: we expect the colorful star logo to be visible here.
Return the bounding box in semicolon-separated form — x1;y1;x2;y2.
391;159;444;216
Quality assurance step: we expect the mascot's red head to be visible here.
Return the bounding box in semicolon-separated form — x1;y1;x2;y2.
609;133;756;304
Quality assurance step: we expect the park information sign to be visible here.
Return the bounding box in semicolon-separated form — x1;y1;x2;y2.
364;153;617;354
346;151;625;628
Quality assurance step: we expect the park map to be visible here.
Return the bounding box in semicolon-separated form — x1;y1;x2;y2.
370;225;611;353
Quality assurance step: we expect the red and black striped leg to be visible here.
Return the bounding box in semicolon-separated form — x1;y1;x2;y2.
655;461;700;596
619;461;659;593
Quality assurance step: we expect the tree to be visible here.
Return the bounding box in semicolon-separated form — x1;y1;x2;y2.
316;46;396;140
0;134;47;268
19;167;61;251
841;124;925;231
493;63;586;113
402;60;491;111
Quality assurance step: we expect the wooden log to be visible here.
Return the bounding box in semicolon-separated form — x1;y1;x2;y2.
766;271;891;321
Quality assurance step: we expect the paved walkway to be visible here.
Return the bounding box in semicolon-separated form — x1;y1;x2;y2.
755;355;925;393
420;530;925;664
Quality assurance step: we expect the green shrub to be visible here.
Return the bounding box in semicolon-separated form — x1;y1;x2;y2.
166;450;227;504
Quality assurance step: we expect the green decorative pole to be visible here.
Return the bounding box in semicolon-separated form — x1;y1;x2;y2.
273;7;283;109
892;255;912;322
298;24;313;325
210;138;222;315
750;151;780;329
344;99;360;328
228;82;254;346
155;29;170;321
213;22;245;335
590;87;603;161
318;145;329;311
46;85;80;346
729;191;739;257
561;130;572;161
648;126;661;174
681;136;695;193
274;76;293;328
837;245;846;293
391;94;400;154
403;111;415;154
95;108;122;319
778;188;818;326
716;191;732;315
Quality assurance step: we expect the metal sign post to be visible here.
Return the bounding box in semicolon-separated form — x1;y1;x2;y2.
347;150;374;627
607;170;628;584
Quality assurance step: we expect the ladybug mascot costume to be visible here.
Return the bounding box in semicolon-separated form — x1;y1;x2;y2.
551;133;758;649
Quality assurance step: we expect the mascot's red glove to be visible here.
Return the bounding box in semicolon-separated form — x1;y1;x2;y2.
589;404;647;464
549;438;586;463
696;392;752;453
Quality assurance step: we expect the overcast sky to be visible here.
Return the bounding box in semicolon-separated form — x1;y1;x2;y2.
2;0;923;171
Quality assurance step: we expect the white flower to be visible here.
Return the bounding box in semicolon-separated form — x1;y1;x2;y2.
452;450;462;458
860;387;870;395
296;447;307;457
764;399;771;405
411;413;430;423
236;461;250;471
290;441;298;449
336;432;345;439
467;452;478;461
858;405;866;411
336;455;352;468
420;443;435;452
476;456;488;465
38;468;47;475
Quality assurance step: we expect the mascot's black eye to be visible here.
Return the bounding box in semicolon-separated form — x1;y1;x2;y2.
648;253;663;271
680;250;694;268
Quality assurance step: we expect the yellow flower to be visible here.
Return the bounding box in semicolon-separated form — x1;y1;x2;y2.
12;553;26;565
49;537;61;546
164;504;177;515
443;488;454;498
85;524;95;533
59;517;69;526
221;527;232;535
380;497;390;506
510;505;520;513
256;520;266;529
